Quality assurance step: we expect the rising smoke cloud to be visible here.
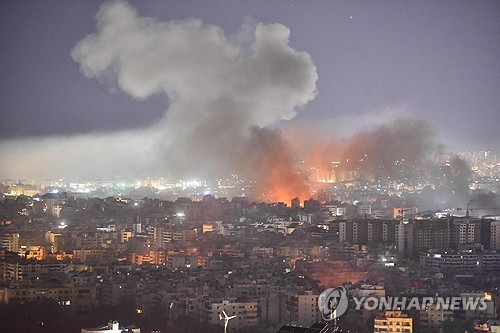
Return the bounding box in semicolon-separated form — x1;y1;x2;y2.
309;118;440;182
0;0;317;202
2;1;464;207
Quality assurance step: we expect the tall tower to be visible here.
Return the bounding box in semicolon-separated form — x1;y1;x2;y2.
1;233;20;253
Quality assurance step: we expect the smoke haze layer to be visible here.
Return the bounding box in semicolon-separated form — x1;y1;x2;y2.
0;1;476;207
0;0;317;202
309;118;440;182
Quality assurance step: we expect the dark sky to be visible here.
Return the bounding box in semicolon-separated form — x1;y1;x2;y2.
1;0;499;151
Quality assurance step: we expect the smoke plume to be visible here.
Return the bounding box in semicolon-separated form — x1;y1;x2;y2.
309;118;439;182
0;0;317;202
242;127;310;202
1;1;467;207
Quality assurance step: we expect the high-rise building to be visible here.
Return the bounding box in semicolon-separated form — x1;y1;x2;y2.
479;218;500;250
413;219;449;253
449;217;482;250
340;219;397;245
490;220;500;250
291;197;301;209
258;294;287;326
396;220;413;258
287;291;321;327
1;233;20;253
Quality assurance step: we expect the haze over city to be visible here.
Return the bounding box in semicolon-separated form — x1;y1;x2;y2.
0;2;500;333
1;1;499;200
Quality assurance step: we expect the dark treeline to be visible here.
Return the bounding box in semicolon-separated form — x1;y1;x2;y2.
0;298;226;333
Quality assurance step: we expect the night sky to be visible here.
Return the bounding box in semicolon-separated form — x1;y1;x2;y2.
0;0;499;180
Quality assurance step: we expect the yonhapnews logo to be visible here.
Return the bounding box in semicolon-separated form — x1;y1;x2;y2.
318;286;490;320
352;296;488;312
318;286;349;320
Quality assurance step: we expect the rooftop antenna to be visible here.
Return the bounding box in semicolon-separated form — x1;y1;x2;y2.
457;200;473;217
457;204;500;217
329;305;337;332
219;310;236;333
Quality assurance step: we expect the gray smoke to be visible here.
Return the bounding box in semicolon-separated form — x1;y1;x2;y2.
309;118;440;181
0;0;317;187
0;130;155;180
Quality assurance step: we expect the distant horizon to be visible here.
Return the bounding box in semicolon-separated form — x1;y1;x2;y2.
1;1;499;149
1;1;499;204
0;147;497;183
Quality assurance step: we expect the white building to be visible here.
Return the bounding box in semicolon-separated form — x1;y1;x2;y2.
287;291;321;327
208;299;258;332
81;321;140;333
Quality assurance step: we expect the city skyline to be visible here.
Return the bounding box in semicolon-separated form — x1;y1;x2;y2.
1;3;500;332
0;1;499;185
